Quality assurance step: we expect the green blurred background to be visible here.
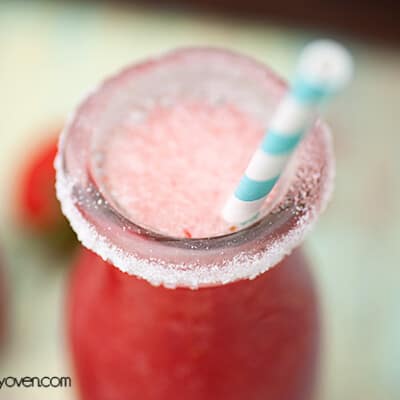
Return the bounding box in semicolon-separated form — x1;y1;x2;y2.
0;0;399;399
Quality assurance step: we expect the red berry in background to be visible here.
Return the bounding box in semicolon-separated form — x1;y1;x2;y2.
16;130;76;251
18;137;60;230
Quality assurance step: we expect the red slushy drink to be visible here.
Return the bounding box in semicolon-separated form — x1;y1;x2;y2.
56;48;334;399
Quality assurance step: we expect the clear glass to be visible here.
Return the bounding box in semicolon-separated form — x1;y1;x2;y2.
56;48;334;289
56;48;334;400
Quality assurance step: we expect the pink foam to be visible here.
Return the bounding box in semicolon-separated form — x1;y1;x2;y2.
100;102;264;238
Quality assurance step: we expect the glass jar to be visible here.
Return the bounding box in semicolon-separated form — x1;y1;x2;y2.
56;48;334;400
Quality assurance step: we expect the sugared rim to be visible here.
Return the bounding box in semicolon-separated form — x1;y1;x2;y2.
55;47;335;289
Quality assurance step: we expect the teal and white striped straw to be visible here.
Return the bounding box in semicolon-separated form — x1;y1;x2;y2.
222;40;353;226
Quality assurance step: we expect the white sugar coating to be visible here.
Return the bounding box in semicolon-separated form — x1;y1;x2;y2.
98;103;264;238
55;48;335;289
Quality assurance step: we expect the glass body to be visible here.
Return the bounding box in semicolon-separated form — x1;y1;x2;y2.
56;48;334;400
69;248;318;400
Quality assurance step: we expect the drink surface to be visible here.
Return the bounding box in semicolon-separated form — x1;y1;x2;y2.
100;102;264;238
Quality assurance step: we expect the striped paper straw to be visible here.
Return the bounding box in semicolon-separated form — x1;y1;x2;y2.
222;40;353;225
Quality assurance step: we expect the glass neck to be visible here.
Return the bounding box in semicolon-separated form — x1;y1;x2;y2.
56;48;334;288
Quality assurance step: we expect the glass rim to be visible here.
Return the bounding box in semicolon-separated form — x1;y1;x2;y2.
55;47;335;288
